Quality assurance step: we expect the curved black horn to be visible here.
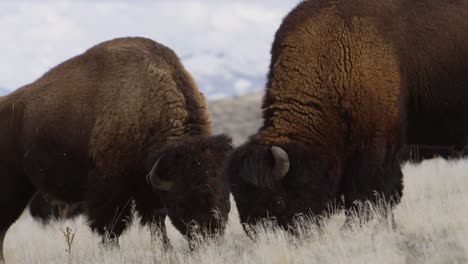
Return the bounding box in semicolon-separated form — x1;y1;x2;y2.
147;157;173;191
271;146;290;180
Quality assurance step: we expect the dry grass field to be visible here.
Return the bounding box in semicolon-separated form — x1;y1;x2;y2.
3;94;468;264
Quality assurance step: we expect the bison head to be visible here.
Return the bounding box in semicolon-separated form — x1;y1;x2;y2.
147;135;232;239
224;141;334;234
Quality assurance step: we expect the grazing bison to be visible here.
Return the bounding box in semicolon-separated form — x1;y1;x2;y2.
0;37;232;261
28;193;83;223
224;0;468;231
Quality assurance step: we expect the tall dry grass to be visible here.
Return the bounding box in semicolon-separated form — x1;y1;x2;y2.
3;158;468;264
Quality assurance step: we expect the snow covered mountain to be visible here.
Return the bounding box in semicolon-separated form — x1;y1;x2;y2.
182;51;267;98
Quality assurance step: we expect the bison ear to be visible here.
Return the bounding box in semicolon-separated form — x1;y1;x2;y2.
147;157;174;191
271;146;290;180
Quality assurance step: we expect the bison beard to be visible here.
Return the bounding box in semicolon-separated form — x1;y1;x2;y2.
225;0;468;233
0;37;232;260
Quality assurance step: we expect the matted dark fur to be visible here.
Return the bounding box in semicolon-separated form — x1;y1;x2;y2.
0;37;232;259
224;0;468;231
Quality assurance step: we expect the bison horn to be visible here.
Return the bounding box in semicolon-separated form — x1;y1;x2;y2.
147;157;173;191
271;146;290;180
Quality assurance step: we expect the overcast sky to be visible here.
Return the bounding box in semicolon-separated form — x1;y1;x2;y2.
0;0;302;98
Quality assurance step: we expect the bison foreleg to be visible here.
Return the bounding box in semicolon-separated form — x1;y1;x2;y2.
136;206;171;249
342;153;403;229
84;173;133;248
0;165;35;262
94;198;133;248
0;230;5;263
133;187;171;250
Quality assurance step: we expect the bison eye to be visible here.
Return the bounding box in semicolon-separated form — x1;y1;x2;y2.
272;197;286;212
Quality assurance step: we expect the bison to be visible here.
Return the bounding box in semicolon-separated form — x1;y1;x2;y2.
224;0;468;232
0;37;232;261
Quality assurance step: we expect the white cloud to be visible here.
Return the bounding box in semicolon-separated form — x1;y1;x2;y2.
0;0;301;97
234;78;253;94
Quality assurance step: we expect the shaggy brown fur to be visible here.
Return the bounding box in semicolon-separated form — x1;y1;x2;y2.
225;0;468;231
0;37;232;260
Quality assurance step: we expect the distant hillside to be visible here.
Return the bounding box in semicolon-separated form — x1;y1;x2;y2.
208;92;263;145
